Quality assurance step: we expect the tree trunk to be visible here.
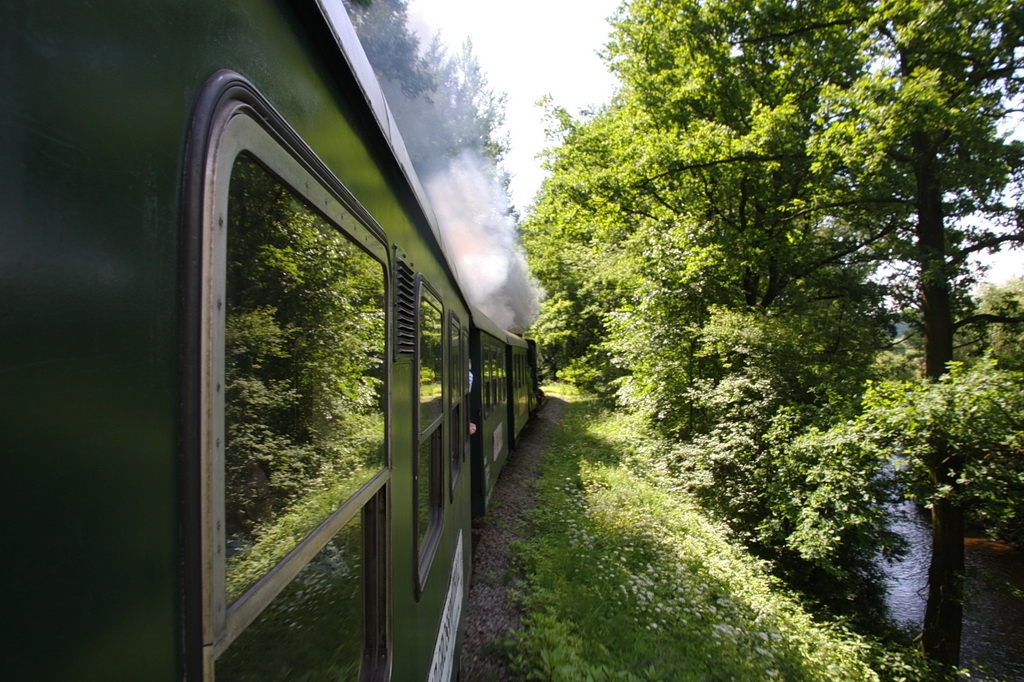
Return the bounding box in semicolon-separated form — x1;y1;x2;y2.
912;129;964;667
923;456;965;666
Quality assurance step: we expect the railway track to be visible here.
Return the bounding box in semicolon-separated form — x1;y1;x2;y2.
462;396;567;681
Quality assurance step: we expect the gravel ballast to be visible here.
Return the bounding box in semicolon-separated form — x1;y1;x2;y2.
459;396;566;681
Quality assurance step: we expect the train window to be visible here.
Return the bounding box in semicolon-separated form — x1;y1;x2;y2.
499;347;506;404
516;353;529;415
482;345;491;416
487;347;494;414
502;352;508;403
498;349;506;406
216;511;363;678
449;314;465;499
494;348;501;404
223;154;386;603
419;288;443;431
200;107;390;679
490;344;498;416
416;284;444;589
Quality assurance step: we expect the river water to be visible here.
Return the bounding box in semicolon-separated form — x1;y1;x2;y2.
883;500;1024;680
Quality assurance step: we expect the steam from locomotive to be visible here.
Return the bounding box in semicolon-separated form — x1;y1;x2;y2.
423;149;542;332
346;0;544;333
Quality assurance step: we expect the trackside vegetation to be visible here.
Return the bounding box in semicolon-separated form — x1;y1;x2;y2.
506;388;943;682
520;0;1023;667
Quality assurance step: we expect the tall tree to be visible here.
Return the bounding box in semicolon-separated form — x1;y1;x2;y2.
524;0;1024;665
522;0;901;614
525;0;894;422
810;0;1024;664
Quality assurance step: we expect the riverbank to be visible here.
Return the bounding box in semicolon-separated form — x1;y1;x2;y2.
885;500;1024;679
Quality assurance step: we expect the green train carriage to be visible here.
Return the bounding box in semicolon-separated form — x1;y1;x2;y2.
1;1;537;680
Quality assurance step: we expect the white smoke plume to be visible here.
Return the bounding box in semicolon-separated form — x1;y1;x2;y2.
423;149;543;333
342;0;544;332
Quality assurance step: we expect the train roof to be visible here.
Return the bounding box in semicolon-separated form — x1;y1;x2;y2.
470;304;529;348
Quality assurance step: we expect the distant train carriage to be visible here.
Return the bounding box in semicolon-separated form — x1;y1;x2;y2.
1;1;538;680
467;312;541;518
509;334;535;443
469;307;511;517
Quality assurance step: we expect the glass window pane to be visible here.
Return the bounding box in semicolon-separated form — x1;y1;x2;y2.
417;436;431;547
449;317;463;489
419;291;442;430
224;155;386;603
417;427;443;556
449;317;462;399
216;513;363;680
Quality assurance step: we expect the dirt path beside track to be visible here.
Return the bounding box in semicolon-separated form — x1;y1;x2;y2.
459;396;566;682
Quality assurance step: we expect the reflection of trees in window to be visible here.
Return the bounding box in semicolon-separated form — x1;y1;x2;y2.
223;155;386;602
483;346;490;415
419;291;443;429
449;315;464;497
515;352;528;415
483;342;503;417
416;288;443;581
217;515;363;680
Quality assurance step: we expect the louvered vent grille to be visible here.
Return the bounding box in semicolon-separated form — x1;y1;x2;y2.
394;258;416;358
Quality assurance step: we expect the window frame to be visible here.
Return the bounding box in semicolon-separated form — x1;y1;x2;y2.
414;278;445;594
448;312;466;500
197;96;392;674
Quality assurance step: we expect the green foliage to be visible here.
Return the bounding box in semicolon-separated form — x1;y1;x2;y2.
519;187;629;393
520;0;1022;666
807;0;1024;385
646;404;902;620
957;277;1024;371
520;0;908;621
781;423;903;570
223;156;386;600
510;393;937;681
810;0;1024;228
522;0;897;414
856;360;1024;544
